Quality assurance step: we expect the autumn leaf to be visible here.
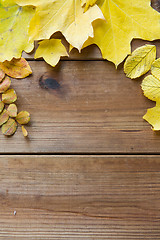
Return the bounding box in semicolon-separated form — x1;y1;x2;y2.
22;125;28;137
2;118;17;136
143;102;160;131
151;58;160;80
83;0;160;66
35;39;69;67
0;76;11;93
16;111;30;124
0;1;35;62
28;0;104;51
0;109;9;126
0;69;5;82
0;101;4;114
0;58;32;79
7;104;18;118
124;45;156;79
141;74;160;130
2;89;17;104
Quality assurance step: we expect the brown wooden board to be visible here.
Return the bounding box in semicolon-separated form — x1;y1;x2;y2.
0;59;160;153
0;155;160;239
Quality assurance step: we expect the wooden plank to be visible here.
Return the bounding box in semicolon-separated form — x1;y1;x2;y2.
1;60;160;153
0;155;160;239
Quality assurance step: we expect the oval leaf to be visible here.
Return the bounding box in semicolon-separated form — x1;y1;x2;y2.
2;118;17;136
7;104;18;118
2;89;17;104
143;102;160;131
22;125;28;137
0;109;9;126
0;58;32;79
0;101;4;114
0;69;5;82
141;75;160;102
16;111;30;124
0;76;11;93
151;58;160;80
124;44;156;79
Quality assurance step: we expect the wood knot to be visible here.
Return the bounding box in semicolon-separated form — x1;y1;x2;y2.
39;76;61;90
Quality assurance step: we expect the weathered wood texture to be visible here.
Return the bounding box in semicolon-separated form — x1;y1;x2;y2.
0;155;160;239
1;58;160;153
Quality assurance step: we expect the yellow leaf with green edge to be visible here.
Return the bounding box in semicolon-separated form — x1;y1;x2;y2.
28;0;104;51
7;104;18;118
2;118;17;136
35;39;69;67
0;58;32;79
83;0;160;66
0;1;35;62
0;109;9;126
22;125;28;137
81;0;98;11
0;76;11;93
151;58;160;80
143;102;160;131
0;69;5;82
16;111;30;124
141;75;160;102
124;45;156;79
2;89;17;104
0;101;4;114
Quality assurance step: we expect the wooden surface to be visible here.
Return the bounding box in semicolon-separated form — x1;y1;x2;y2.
2;2;160;237
1;155;160;239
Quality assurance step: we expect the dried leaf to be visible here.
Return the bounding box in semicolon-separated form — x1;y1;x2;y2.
2;118;17;136
2;89;17;104
83;0;160;66
28;0;104;51
0;101;4;114
124;45;156;79
0;76;11;93
0;109;9;126
22;125;28;137
0;69;5;82
16;111;30;124
0;58;32;79
151;58;160;80
7;104;18;118
143;102;160;131
35;39;69;67
141;75;160;102
0;1;35;62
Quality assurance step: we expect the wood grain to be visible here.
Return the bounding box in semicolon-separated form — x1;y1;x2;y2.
0;155;160;239
1;60;160;153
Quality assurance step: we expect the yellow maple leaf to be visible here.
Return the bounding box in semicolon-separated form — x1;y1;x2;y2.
34;39;69;67
124;45;156;79
0;0;35;62
83;0;160;66
27;0;104;51
141;74;160;130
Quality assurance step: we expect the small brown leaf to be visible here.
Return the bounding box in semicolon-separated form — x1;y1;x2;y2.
2;89;17;104
0;109;9;126
7;104;18;117
0;76;11;93
0;69;5;82
16;111;30;124
22;125;28;137
0;58;32;79
2;118;17;136
0;101;4;114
